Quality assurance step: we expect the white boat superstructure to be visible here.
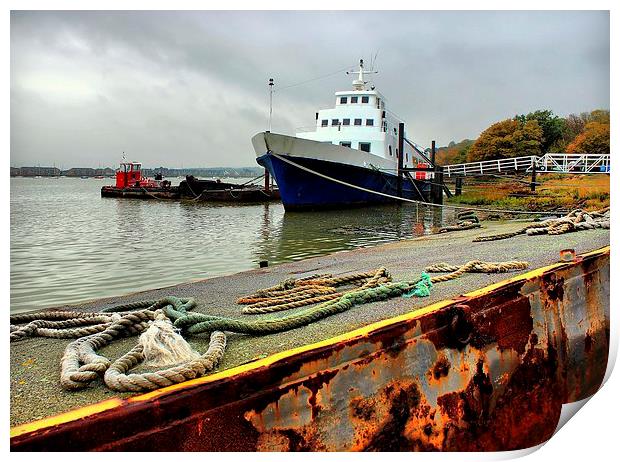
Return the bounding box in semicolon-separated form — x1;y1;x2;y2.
295;59;421;168
253;59;431;210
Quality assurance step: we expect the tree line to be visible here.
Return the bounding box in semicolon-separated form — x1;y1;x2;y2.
436;109;610;165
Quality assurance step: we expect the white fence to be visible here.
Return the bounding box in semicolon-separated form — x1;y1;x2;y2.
444;153;610;177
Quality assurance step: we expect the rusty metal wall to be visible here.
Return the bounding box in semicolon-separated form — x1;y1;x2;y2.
11;248;610;451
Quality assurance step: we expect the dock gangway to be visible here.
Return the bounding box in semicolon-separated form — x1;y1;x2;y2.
444;153;610;177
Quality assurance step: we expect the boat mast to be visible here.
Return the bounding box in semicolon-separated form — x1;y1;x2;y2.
268;78;274;132
346;59;377;91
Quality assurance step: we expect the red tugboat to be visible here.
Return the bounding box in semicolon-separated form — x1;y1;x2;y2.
113;162;160;189
101;162;178;199
101;160;280;202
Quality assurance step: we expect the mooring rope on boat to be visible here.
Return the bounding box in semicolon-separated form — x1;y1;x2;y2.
60;310;157;390
473;208;610;242
241;293;343;314
269;151;566;216
172;270;427;336
238;286;338;305
239;269;391;314
438;210;482;233
235;260;526;316
10;260;531;392
104;330;226;392
140;186;167;201
10;315;120;342
425;260;529;282
62;299;225;391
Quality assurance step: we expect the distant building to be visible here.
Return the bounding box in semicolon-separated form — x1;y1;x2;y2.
94;168;115;177
10;165;262;178
16;166;61;177
63;168;96;177
142;167;264;178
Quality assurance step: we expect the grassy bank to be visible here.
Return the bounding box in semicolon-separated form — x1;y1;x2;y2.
446;174;609;212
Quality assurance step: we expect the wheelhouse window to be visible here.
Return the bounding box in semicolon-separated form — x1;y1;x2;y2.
321;120;328;127
389;146;393;156
339;96;347;104
350;96;358;103
359;142;371;152
354;118;362;126
331;119;339;126
340;142;352;148
342;118;350;126
366;119;374;126
361;96;369;103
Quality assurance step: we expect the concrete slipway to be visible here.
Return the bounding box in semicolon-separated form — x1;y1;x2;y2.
10;220;610;451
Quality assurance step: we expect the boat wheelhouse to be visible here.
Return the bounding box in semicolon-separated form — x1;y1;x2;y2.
296;63;416;166
252;59;431;211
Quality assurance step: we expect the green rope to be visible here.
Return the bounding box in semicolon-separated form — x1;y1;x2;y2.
402;272;433;298
173;279;423;336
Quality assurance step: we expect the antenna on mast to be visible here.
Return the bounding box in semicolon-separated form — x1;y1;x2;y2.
268;78;274;132
346;59;378;91
370;50;379;71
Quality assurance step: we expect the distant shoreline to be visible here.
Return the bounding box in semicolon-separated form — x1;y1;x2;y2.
10;166;264;179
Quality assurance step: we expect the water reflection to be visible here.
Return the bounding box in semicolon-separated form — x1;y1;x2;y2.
114;198;146;244
252;204;453;266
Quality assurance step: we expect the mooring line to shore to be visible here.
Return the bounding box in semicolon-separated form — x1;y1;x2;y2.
269;151;571;216
473;207;609;242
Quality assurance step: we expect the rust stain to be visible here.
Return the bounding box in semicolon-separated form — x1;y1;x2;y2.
431;355;451;380
542;273;565;301
351;380;425;451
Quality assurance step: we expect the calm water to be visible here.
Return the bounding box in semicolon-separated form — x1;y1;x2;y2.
10;177;452;313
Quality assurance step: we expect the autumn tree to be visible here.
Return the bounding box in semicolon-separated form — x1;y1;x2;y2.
467;119;543;162
467;120;517;162
589;109;610;125
512;120;544;156
566;122;610;154
455;108;608;163
435;139;474;165
555;113;588;151
554;109;610;152
515;110;564;153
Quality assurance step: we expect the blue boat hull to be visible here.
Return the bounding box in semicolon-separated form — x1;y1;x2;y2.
257;153;430;211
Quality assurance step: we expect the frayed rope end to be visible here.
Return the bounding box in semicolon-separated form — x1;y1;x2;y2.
138;311;201;367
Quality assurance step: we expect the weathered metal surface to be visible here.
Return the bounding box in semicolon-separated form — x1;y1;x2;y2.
11;247;610;451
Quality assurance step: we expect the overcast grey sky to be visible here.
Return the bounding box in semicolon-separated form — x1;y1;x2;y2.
10;10;609;168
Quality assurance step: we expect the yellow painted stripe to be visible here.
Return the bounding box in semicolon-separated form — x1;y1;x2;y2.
11;245;610;438
464;245;609;298
11;398;124;438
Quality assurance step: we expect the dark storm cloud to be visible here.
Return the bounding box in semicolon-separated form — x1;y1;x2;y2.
10;10;609;168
